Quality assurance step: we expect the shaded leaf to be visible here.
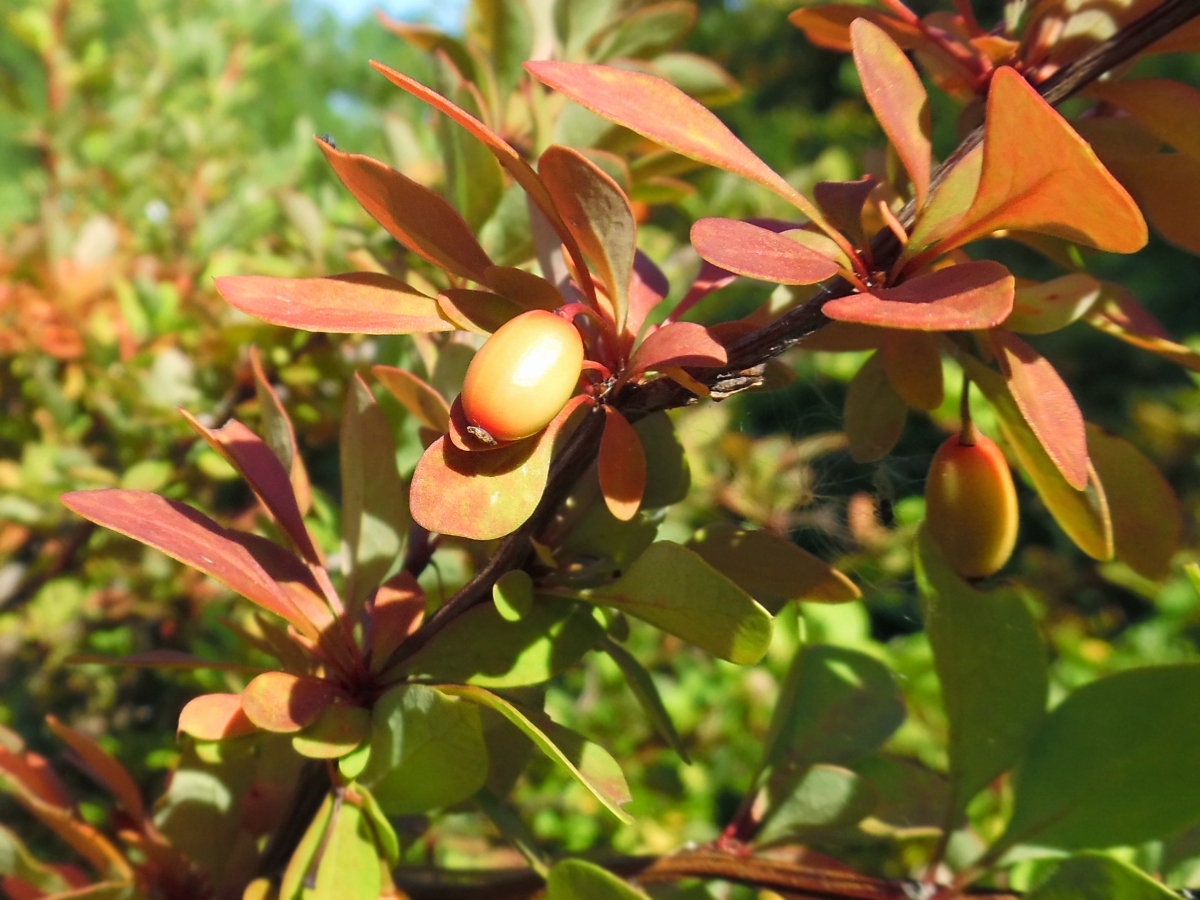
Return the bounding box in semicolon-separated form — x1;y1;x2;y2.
482;265;566;311
599;408;646;521
625;251;670;341
177;694;257;742
915;527;1047;820
686;522;859;614
493;569;534;622
844;350;906;463
592;1;694;61
241;673;335;734
635;411;690;509
1004;273;1102;335
360;684;488;816
370;572;425;669
851;19;930;207
824;260;1014;331
1087;424;1182;581
627;321;727;376
372;365;451;433
45;717;145;823
755;764;877;846
602;635;689;763
813;176;879;246
0;824;74;895
410;396;587;540
540;145;637;330
994;330;1088;490
1089;79;1200;161
215;273;453;335
1109;151;1200;255
320;139;493;281
437;288;523;335
356;786;400;869
882;330;944;410
440;684;633;822
648;52;741;106
583;541;773;664
468;0;533;102
1026;853;1178;900
691;218;841;285
292;704;370;760
547;858;649;900
1000;664;1200;851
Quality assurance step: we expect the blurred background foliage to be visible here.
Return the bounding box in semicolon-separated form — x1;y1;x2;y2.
2;0;1200;892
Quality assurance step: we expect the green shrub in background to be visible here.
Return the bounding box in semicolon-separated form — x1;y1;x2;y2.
3;0;1200;899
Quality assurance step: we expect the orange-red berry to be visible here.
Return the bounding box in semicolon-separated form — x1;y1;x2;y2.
925;432;1019;578
460;310;584;443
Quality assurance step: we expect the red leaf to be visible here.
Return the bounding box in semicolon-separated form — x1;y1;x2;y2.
851;20;931;208
844;350;907;462
251;347;313;518
319;139;492;281
824;260;1013;330
410;396;588;540
691;218;842;284
373;366;452;432
369;61;596;302
0;747;71;809
625;251;670;341
61;490;318;638
369;572;425;671
178;694;257;741
46;717;144;822
599;408;647;521
539;145;637;330
628;321;728;377
993;330;1089;490
215;272;454;335
789;5;921;52
181;413;320;565
526;61;830;230
241;673;337;734
941;67;1147;254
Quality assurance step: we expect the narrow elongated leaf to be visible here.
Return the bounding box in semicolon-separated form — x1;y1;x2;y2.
438;73;506;234
177;694;257;741
915;527;1047;819
1087;425;1182;581
241;673;335;734
625;251;670;341
687;522;859;613
844;351;906;463
440;684;633;822
940;68;1147;254
61;490;316;637
359;684;489;816
627;321;727;376
319;140;493;281
540;145;637;330
1026;853;1178;900
181;414;319;565
547;858;650;900
215;273;454;335
372;365;451;432
1000;664;1200;851
410;396;586;540
851;20;930;208
369;62;596;301
1090;79;1200;161
1086;283;1200;373
583;541;772;664
882;330;943;410
824;260;1014;331
45;717;144;822
251;346;312;517
66;650;265;672
0;824;74;895
468;0;533;102
593;1;695;61
1004;273;1101;335
341;375;408;612
956;351;1112;560
599;408;646;521
602;636;689;762
691;218;841;285
526;61;830;229
994;330;1088;490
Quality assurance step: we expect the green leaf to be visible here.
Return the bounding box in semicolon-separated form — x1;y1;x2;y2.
341;374;409;613
292;704;371;760
280;792;333;900
844;350;906;463
359;684;489;816
308;801;382;900
1026;853;1178;900
915;526;1047;820
755;764;877;846
999;664;1200;852
591;2;695;62
582;541;773;664
0;824;73;894
602;635;689;762
438;73;506;232
440;684;632;822
493;570;535;622
468;0;533;104
547;858;650;899
393;595;600;688
356;786;400;869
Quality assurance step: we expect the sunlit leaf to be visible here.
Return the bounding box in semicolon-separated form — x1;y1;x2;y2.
468;0;533;102
691;218;842;285
602;635;689;762
844;351;906;463
241;672;335;734
1086;283;1200;373
1087;424;1182;581
851;19;930;208
547;858;650;900
599;408;646;521
437;288;523;334
1026;853;1178;900
1004;273;1101;335
905;145;982;256
356;785;400;868
493;569;534;622
627;321;727;376
441;684;633;822
215;273;454;335
993;330;1088;490
177;694;256;742
915;527;1047;820
280;793;332;900
755;764;877;846
308;801;381;900
687;522;859;613
789;5;921;52
292;703;371;760
369;572;426;670
999;664;1200;851
583;541;772;664
372;365;452;433
825;260;1014;331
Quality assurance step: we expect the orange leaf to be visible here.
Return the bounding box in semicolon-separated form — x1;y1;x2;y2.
177;694;258;741
628;321;728;377
993;330;1088;490
824;260;1013;330
789;5;921;52
526;61;832;233
1144;16;1200;54
599;408;647;521
851;19;931;208
251;347;313;517
482;266;566;311
690;218;842;284
372;365;452;432
939;67;1147;254
215;273;454;335
1089;79;1200;161
319;139;492;281
45;717;144;822
242;673;337;734
882;330;944;410
844;350;907;462
1107;152;1200;255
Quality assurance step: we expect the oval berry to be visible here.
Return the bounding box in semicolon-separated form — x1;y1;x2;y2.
925;432;1019;578
460;310;585;443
